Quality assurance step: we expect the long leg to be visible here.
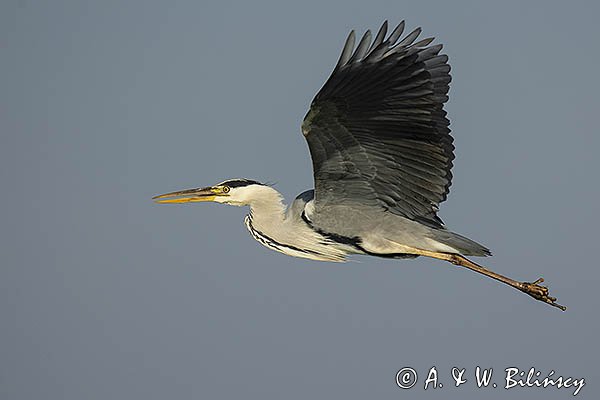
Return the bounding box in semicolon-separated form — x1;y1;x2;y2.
411;249;566;311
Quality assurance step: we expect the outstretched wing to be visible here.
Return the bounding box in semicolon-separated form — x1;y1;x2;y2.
302;21;454;228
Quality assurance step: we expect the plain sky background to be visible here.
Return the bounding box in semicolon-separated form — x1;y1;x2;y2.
2;1;599;399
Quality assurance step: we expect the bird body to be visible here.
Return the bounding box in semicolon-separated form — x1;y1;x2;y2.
153;21;565;310
237;183;489;262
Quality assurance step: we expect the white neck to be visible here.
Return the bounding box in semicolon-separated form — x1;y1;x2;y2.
234;184;349;262
245;186;287;228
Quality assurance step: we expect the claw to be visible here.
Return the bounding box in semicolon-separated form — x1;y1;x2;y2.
521;277;566;311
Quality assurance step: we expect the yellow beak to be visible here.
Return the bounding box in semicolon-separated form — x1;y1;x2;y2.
152;186;222;204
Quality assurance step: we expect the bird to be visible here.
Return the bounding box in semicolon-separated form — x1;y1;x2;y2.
153;20;564;310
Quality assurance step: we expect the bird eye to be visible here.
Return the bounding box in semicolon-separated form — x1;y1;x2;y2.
222;186;230;193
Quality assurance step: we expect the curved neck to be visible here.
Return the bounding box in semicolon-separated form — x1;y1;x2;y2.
242;186;348;262
246;186;287;226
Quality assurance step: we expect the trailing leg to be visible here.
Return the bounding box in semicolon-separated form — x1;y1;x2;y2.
409;249;565;311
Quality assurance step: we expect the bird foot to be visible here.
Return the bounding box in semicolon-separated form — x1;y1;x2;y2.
521;278;566;311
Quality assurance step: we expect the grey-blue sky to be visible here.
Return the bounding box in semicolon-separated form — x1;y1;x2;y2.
1;1;599;399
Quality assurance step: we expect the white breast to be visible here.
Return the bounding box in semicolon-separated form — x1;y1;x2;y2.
243;214;347;262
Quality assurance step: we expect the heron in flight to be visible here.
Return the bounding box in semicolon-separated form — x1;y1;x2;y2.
154;21;564;310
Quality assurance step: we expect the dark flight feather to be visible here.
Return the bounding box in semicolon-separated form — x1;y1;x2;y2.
302;20;454;228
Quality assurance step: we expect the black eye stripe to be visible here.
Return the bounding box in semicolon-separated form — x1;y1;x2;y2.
220;179;263;188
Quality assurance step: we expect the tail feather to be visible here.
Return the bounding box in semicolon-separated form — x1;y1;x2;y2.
429;230;492;257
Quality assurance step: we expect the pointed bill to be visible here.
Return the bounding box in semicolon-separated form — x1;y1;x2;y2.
152;186;221;204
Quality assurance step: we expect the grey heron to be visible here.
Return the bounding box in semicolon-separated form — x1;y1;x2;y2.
153;21;564;310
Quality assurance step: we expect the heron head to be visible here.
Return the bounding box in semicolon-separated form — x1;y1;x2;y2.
152;179;270;207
